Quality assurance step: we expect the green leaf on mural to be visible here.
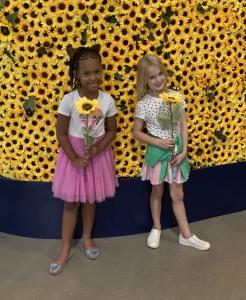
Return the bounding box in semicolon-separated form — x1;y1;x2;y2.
81;30;87;43
167;70;173;77
168;82;178;90
23;96;36;116
105;15;118;24
144;20;155;29
156;44;164;54
133;34;141;43
6;11;18;25
205;85;216;102
81;14;89;24
148;32;155;41
214;129;227;142
36;47;47;55
197;3;211;14
163;33;168;43
114;73;123;81
176;75;182;82
3;48;14;61
0;0;4;9
162;7;175;24
119;103;127;112
124;65;132;73
165;52;171;59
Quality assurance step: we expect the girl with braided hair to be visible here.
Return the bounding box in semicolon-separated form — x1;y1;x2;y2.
49;46;118;275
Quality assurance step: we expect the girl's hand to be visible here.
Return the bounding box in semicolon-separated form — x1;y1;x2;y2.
156;138;175;150
170;153;186;167
87;144;99;157
72;154;90;168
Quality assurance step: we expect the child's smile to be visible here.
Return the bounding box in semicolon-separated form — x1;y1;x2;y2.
147;65;166;93
77;58;102;96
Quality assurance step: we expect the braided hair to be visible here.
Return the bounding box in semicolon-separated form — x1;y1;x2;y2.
66;45;101;89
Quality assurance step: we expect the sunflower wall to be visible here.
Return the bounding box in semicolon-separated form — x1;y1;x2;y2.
0;0;245;182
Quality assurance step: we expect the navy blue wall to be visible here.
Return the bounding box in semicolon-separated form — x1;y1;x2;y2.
0;163;245;239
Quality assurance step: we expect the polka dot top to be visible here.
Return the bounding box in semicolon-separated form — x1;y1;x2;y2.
135;89;186;139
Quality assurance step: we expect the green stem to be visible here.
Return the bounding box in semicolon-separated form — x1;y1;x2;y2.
86;115;89;147
169;103;174;157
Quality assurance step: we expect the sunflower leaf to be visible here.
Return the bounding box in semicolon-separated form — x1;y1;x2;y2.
119;104;127;112
214;129;227;142
168;82;178;90
124;65;132;73
144;20;155;29
3;48;14;62
37;47;47;55
163;33;168;43
156;44;164;54
114;72;123;81
6;11;18;25
205;85;216;102
162;7;175;24
84;134;94;145
0;0;4;9
23;96;36;116
176;75;182;82
156;115;172;130
197;3;211;14
81;14;89;24
105;15;118;24
81;30;87;43
167;70;173;77
148;32;155;41
172;104;182;123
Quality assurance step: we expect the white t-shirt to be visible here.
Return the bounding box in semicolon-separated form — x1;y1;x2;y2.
135;90;186;139
58;89;117;138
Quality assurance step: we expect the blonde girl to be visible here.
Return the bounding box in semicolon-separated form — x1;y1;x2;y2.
133;55;210;251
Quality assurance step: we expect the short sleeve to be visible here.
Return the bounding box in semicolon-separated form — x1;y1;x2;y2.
181;96;187;110
58;95;71;116
177;92;186;110
106;95;117;117
135;101;146;120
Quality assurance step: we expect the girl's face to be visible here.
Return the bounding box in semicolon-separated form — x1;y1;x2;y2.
76;58;102;94
146;65;166;93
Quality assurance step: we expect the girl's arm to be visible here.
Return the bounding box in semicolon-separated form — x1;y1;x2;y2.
133;117;174;149
89;114;117;156
56;114;89;167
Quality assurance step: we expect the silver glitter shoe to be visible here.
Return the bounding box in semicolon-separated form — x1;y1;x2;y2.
85;247;100;260
49;248;74;275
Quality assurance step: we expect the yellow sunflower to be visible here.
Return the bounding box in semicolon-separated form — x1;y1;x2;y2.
159;92;182;104
75;97;99;115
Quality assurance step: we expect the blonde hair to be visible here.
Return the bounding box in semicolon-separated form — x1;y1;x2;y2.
136;54;167;101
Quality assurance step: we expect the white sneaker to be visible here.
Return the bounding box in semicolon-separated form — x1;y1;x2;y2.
179;234;211;251
147;228;161;248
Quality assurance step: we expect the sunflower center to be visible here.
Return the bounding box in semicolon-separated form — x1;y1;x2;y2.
82;103;93;111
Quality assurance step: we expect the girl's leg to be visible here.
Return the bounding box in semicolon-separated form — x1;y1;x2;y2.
150;183;164;230
169;183;192;238
56;202;79;264
170;183;211;250
82;202;97;249
147;183;164;248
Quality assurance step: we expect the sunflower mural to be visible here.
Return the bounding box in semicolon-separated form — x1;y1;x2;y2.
0;0;245;181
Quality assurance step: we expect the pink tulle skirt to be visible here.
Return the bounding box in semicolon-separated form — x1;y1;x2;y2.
52;135;118;203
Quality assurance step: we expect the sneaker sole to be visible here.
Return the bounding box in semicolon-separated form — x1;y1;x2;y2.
179;240;211;251
147;242;160;249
